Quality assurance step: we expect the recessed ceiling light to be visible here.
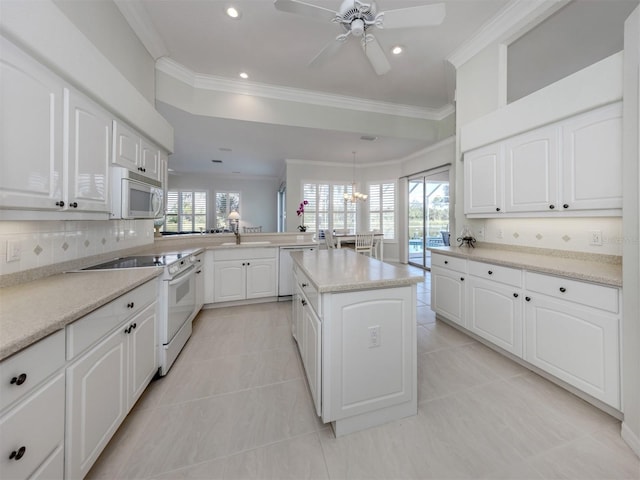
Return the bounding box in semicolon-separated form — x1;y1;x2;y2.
391;45;404;55
226;6;240;18
219;147;232;152
239;72;249;79
360;135;378;141
211;159;223;164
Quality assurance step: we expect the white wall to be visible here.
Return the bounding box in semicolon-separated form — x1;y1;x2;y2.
168;173;279;232
52;0;155;104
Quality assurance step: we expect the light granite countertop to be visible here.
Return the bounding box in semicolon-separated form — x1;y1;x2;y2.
429;245;622;287
291;249;423;293
0;268;161;361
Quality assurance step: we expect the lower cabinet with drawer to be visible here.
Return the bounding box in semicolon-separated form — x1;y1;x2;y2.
0;330;66;480
212;248;277;303
431;253;467;327
65;280;158;479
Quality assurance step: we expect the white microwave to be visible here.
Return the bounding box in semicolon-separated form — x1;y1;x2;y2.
111;167;163;219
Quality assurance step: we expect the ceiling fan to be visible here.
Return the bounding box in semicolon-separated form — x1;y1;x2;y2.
273;0;446;75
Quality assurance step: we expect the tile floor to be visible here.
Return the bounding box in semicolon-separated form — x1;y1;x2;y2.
88;270;640;479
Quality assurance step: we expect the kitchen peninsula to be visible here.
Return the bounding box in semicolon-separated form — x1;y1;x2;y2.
290;249;423;436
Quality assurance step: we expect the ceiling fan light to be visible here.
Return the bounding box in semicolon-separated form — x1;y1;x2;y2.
226;6;240;18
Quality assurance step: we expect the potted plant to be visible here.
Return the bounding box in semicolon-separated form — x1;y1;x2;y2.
297;200;308;232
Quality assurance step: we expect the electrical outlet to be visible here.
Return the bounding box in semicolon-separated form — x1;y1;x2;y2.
368;325;380;348
6;240;21;262
590;230;603;246
477;226;485;240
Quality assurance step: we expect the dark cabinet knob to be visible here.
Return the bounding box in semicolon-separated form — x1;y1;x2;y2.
301;299;307;306
488;270;493;275
525;296;531;302
132;323;137;330
563;204;569;209
55;201;64;207
127;302;134;309
247;262;250;266
125;326;130;334
549;204;555;209
10;373;27;386
302;283;308;287
513;293;519;298
196;270;202;274
496;207;501;212
9;446;26;461
460;277;464;281
69;202;78;208
559;287;566;293
444;260;448;265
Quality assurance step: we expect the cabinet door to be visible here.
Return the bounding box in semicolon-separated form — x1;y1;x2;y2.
112;120;139;171
66;89;111;213
66;327;127;480
246;258;277;299
467;277;522;356
140;138;160;180
524;294;620;408
213;260;245;302
0;37;64;211
204;251;215;304
431;267;466;327
464;143;503;214
562;103;622;211
0;373;64;480
128;302;157;406
303;303;322;416
504;125;559;213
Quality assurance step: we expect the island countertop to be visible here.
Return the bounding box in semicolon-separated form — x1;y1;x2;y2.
290;249;423;293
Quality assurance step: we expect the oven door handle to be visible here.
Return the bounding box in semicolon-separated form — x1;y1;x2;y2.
167;265;196;286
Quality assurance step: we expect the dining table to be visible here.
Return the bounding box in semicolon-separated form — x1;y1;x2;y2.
333;232;384;261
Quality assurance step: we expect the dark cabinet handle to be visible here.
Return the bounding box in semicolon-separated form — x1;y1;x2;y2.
196;270;202;274
302;283;308;287
138;167;146;172
525;296;531;302
513;293;519;298
444;260;448;265
9;446;26;461
549;204;555;209
488;270;493;275
127;302;134;309
55;201;65;207
247;262;250;266
132;323;137;330
10;373;27;386
125;326;131;334
563;204;569;209
559;287;566;293
301;299;307;306
69;202;78;208
496;207;501;212
460;277;464;281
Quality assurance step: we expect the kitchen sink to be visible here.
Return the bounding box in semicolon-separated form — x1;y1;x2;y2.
220;241;272;246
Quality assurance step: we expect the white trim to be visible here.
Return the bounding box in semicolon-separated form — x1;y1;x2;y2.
114;0;169;60
156;57;454;121
447;0;569;69
622;422;640;458
400;136;456;163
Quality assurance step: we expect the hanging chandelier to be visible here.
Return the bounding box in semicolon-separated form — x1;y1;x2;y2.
344;151;368;203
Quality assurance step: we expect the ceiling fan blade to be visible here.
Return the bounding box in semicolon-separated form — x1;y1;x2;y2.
309;36;348;67
273;0;337;22
362;35;390;76
381;3;446;29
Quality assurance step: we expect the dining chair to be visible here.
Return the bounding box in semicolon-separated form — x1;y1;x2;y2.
354;232;374;256
324;229;337;249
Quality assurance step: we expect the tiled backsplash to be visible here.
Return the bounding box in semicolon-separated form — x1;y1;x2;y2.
0;220;155;276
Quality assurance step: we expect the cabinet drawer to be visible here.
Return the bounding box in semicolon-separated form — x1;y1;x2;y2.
66;279;156;360
468;261;522;287
294;266;319;316
432;253;466;273
525;271;618;313
0;330;65;412
213;247;277;261
0;373;65;480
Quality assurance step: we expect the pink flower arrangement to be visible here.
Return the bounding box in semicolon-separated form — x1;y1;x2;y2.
297;200;308;232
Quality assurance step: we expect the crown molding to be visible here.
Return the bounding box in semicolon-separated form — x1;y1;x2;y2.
447;0;569;69
400;136;455;162
114;0;168;60
156;57;455;121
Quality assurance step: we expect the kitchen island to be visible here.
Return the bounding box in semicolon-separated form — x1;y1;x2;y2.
290;249;423;436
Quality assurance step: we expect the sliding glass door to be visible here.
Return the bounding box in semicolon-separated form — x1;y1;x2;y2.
408;170;450;269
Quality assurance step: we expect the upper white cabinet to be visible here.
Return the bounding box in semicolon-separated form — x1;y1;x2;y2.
0;36;64;212
66;89;111;213
113;120;161;182
464;102;622;217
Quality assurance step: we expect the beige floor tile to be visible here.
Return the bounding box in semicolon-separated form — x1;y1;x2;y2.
424;319;477;346
416;305;437;325
464;342;529;379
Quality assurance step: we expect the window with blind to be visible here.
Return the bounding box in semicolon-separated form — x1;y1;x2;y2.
368;182;396;239
302;182;356;233
215;192;240;229
164;191;207;232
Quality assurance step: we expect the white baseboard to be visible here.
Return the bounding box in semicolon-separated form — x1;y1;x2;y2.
621;422;640;458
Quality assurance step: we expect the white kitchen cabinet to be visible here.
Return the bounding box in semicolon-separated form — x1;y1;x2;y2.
0;36;64;212
66;88;111;213
66;281;158;479
523;271;620;408
467;261;523;356
464;142;504;214
212;248;278;303
194;252;205;312
112;120;161;182
504;124;560;213
0;330;65;480
561;102;623;211
204;250;215;305
431;254;467;328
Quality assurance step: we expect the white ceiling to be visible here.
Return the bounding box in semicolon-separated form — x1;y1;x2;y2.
116;0;633;178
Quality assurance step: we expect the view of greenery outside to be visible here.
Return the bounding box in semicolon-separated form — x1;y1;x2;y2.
215;192;240;229
164;191;207;232
408;183;449;243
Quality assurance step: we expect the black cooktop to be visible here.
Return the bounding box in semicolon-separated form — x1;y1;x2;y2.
82;254;185;270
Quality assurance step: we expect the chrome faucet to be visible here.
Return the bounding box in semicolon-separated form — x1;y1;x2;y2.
234;227;241;245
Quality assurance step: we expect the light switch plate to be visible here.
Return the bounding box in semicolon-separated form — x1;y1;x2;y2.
6;240;21;262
